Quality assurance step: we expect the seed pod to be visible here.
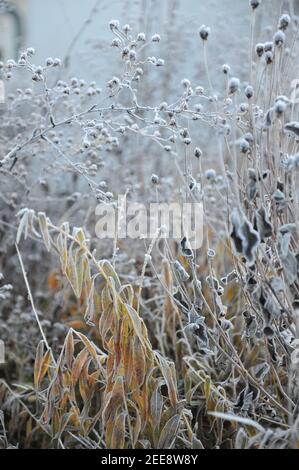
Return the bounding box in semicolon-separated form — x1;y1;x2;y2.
181;237;194;259
275;99;287;116
255;43;264;57
245;85;254;99
222;64;230;75
205;169;216;181
174;261;190;282
228;77;240;95
151;34;161;42
199;25;210;41
151;174;159;185
250;0;261;10
264;41;273;52
278;14;291;31
194;147;202;159
274;31;285;47
265;51;273;65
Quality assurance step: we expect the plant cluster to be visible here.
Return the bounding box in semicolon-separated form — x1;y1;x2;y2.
0;0;299;449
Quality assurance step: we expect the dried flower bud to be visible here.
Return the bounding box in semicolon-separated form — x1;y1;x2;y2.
244;132;254;144
239;102;249;113
240;138;250;154
129;50;137;61
250;0;261;10
275;99;287;116
222;64;231;75
151;34;161;42
151;174;159;185
194;148;202;158
274;31;285;47
245;85;254;99
109;19;120;30
35;66;43;75
199;25;210;41
156;58;165;67
278;14;291;31
195;86;205;95
46;57;54;66
26;47;35;56
255;43;264;57
205;169;216;181
111;38;121;47
123;24;131;34
228;77;240;95
181;78;191;88
265;51;273;65
137;32;146;42
264;41;273;52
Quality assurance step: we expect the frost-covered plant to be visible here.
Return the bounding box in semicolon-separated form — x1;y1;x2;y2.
0;2;299;450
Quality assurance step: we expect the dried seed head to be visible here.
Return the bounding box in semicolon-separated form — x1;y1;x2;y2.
240;139;250;154
109;19;120;30
181;78;191;88
151;174;159;185
244;132;254;144
181;237;194;259
123;24;131;34
129;50;137;61
222;64;230;75
195;86;205;95
151;34;161;42
264;41;273;52
53;58;62;67
228;77;240;95
265;51;273;65
111;38;121;47
245;85;254;99
137;32;146;42
275;99;287;116
250;0;261;10
26;47;35;56
278;14;291;31
156;58;165;67
255;43;264;57
274;31;285;47
199;25;210;41
205;169;216;181
194;147;202;159
239;102;249;113
46;57;54;66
